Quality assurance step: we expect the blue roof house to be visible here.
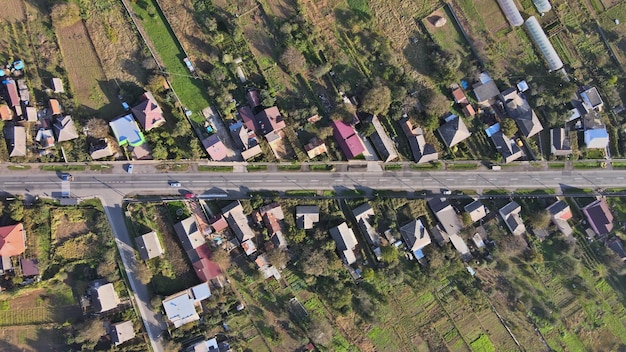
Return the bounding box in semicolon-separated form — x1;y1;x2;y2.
584;128;609;149
109;114;146;147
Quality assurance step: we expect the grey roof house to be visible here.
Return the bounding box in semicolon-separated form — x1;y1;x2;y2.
399;118;438;164
437;115;471;148
550;128;571;156
580;86;604;112
89;281;120;313
174;216;205;252
329;222;359;265
499;201;526;236
464;200;488;223
110;320;135;346
296;206;319;230
222;201;255;242
135;231;164;260
428;197;471;258
53;115;79;142
368;115;398;162
491;131;523;163
352;203;382;247
400;219;431;260
9;125;26;157
500;88;543;138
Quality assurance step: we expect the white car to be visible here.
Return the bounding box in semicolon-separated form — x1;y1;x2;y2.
169;181;181;187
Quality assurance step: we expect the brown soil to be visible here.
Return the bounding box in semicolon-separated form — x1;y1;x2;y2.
0;0;24;21
0;325;65;352
264;0;297;19
53;221;89;242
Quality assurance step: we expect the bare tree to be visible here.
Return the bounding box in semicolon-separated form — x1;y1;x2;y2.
280;46;307;74
85;118;110;139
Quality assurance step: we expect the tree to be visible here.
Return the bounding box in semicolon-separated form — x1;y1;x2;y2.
311;63;332;78
330;104;356;123
301;249;329;276
361;79;392;116
8;200;23;222
151;142;168;160
280;46;307;74
74;318;104;348
529;209;551;230
267;248;289;269
85;118;109;138
260;89;276;107
501;118;518;137
421;88;450;117
136;262;153;285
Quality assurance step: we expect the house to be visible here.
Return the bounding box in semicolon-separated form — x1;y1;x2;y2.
25;106;37;122
296;206;319;229
304;137;327;159
109;114;146;147
174;216;205;252
193;257;223;284
547;200;573;237
241;239;257;255
584;128;609;149
499;201;526;236
9;125;26;157
428;198;471;258
0;224;26;269
607;237;626;262
472;233;486;248
163;283;211;329
550;128;572;156
53;115;78;142
491;131;523;163
89;282;120;313
222;201;255;242
369;115;398;162
49;99;61;115
35;129;55;149
0;104;12;120
582;198;613;236
580;87;604;112
202;134;228;161
209;215;228;233
332;120;365;159
437;115;471;148
400;219;432;260
451;86;468;104
110;320;135;346
229;119;262;160
464;200;488;223
255;107;285;135
18;79;29;102
352;203;382;247
4;79;19;107
246;89;261;109
90;138;115;160
188;337;231;352
500;88;543;138
20;258;39;277
51;77;64;93
462;104;476;117
255;254;282;280
259;203;285;235
238;106;257;132
329;222;359;265
472;79;500;107
428;198;462;237
399;118;438;164
430;224;450;247
135;231;164;260
132;91;165;131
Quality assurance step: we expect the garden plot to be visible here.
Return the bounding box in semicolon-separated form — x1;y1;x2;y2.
422;7;470;59
0;0;24;21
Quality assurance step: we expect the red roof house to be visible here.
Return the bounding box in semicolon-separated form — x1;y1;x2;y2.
131;91;165;131
0;223;26;257
331;120;364;159
255;107;285;135
202;134;228;161
238;106;257;132
49;99;61;115
452;87;468;104
193;257;223;282
209;215;228;233
5;80;19;107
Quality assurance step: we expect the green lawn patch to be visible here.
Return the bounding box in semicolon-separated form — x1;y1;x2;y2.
89;164;111;171
246;164;268;172
277;164;301;171
584;149;605;159
285;190;317;196
573;161;602;169
447;163;478;170
129;0;211;119
409;161;442;170
548;162;565;169
384;164;403;170
368;327;400;350
8;165;31;170
39;165;86;171
156;163;190;172
611;161;626;168
321;190;336;197
198;165;233;172
309;164;333;171
470;334;495;352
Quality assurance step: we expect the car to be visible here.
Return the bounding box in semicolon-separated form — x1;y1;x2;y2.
184;193;195;199
61;173;73;181
441;189;452;195
169;181;181;187
127;164;134;174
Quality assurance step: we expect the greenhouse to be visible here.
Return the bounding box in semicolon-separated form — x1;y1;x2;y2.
524;16;564;72
497;0;524;27
532;0;552;13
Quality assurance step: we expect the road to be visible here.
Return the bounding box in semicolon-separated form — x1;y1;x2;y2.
4;169;626;196
3;166;626;351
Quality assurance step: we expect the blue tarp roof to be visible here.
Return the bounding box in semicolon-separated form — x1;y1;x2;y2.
485;123;501;137
13;60;24;70
413;249;425;259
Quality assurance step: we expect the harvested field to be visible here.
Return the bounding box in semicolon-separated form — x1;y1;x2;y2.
262;0;297;19
470;0;508;36
84;0;152;101
55;21;118;117
0;325;65;352
0;0;24;21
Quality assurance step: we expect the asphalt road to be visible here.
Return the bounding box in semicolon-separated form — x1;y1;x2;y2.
3;169;626;196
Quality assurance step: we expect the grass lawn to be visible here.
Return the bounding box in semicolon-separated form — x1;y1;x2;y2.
548;162;565;168
39;165;86;171
89;164;111;171
409;162;442;170
129;0;212;119
278;164;302;171
7;165;31;170
285;190;318;196
573;161;603;169
309;164;333;171
446;163;478;170
156;163;190;172
384;164;403;170
198;165;233;172
246;165;268;172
